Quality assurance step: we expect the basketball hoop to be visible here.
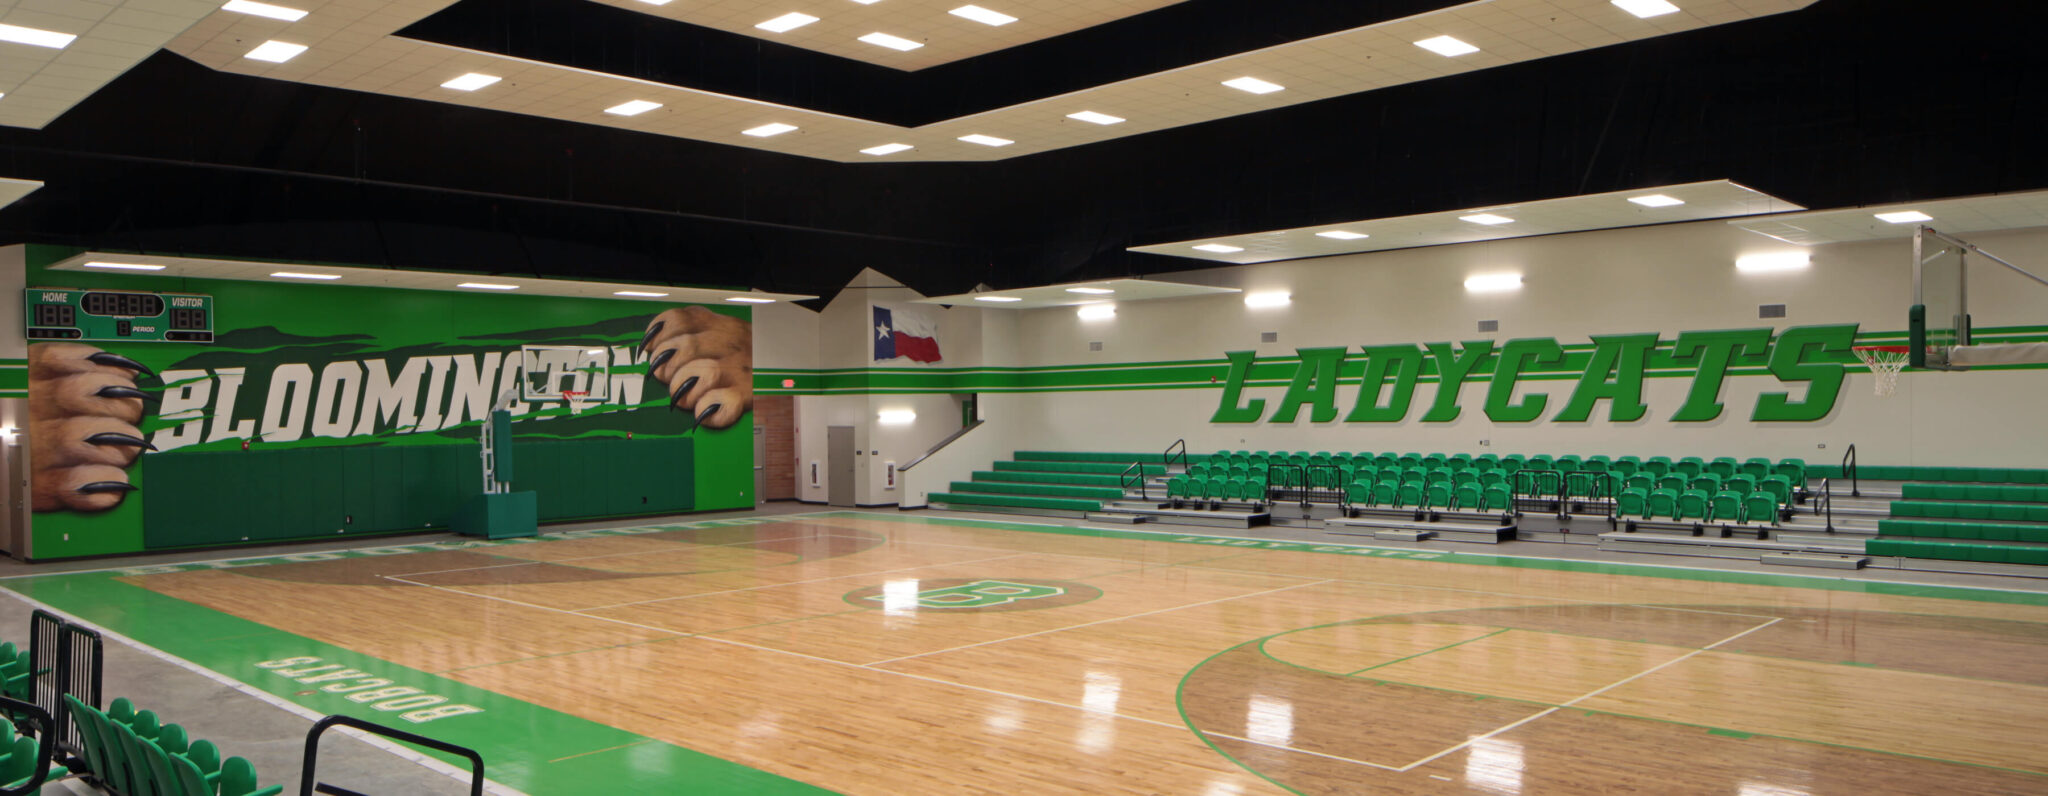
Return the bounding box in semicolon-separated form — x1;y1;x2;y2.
1852;346;1911;398
560;391;590;415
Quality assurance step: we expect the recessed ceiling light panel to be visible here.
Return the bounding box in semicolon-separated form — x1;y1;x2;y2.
1065;287;1114;294
958;134;1013;147
1193;244;1244;253
1066;111;1125;125
743;123;799;137
1077;303;1116;320
1316;230;1369;240
1244;292;1291;308
950;5;1017;26
1735;253;1810;273
1875;210;1932;223
271;272;341;280
1222;77;1284;94
457;282;520;290
757;12;819;33
243;40;308;63
1611;0;1681;19
725;297;777;304
1464;274;1523;292
613;290;670;297
0;23;78;50
440;72;500;91
862;143;914;156
1459;213;1514;225
859;32;924;51
605;100;662;116
1414;35;1479;57
973;296;1023;302
83;262;166;271
1628;194;1684;207
221;1;310;22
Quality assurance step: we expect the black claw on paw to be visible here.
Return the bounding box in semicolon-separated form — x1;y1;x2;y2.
648;348;676;372
695;403;722;427
84;432;157;451
87;352;154;378
76;482;139;495
670;377;698;410
94;386;157;402
639;321;665;357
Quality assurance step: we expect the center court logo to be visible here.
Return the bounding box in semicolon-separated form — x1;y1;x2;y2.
843;578;1101;612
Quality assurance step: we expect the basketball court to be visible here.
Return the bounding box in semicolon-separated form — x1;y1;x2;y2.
5;509;2046;794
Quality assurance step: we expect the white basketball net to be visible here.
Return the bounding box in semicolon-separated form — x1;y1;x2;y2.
1853;347;1910;398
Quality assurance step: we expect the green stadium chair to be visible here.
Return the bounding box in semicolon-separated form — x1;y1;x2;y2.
1452;469;1479;489
1348;481;1374;506
1425;468;1452;487
1448;453;1473;471
1760;475;1793;507
1353;466;1378;485
1309;454;1333;468
1741;458;1773;480
1420;454;1445;471
1692;473;1723;494
1657;474;1688;493
1454;483;1481;511
1555;455;1582;474
220;756;283;796
1400;467;1428;485
1500;454;1527;473
1725;474;1756;495
1186;463;1207;479
1613;456;1642;477
1625;473;1654;493
1584;455;1611;474
1676;457;1705;478
1616;487;1650;518
1481;484;1512;512
1373;482;1400;507
1744;492;1779;525
1645;456;1673;476
1475;454;1500;472
1528;454;1555;471
1678;489;1710;520
1480;471;1507;489
1648;489;1680;520
1425;482;1452;509
1710;491;1744;523
1775;459;1807;487
1397;453;1422;469
1521;470;1563;497
1166;477;1188;503
1374;454;1398;470
1708;457;1739;478
1398;482;1424;508
1376;468;1400;485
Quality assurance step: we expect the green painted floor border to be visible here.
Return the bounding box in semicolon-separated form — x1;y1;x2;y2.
857;511;2048;607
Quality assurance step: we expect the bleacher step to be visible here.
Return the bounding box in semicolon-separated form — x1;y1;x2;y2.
1372;529;1434;542
1087;512;1150;524
1093;507;1270;529
1760;551;1868;570
1326;517;1515;544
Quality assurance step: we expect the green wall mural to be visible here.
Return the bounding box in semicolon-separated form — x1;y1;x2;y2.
24;248;754;559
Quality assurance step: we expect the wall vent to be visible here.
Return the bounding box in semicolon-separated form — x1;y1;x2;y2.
1477;320;1500;333
1759;304;1787;319
1260;332;1278;343
1089;341;1103;351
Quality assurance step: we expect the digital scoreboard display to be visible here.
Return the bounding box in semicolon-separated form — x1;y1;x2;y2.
24;289;214;343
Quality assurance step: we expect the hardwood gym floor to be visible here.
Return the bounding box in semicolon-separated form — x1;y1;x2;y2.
8;511;2047;794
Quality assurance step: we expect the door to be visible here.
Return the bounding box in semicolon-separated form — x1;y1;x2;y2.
827;426;856;507
752;425;768;505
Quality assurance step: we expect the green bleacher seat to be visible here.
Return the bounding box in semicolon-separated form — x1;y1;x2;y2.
1397;454;1421;469
1423;468;1451;487
1353;466;1378;484
1480;471;1507;489
1555;455;1582;474
1481;484;1512;512
1725;474;1756;495
1692;473;1723;494
1744;492;1779;525
1775;460;1807;487
1648;489;1679;520
1614;456;1642;476
1740;458;1772;479
1348;481;1374;506
1675;457;1705;478
1449;454;1473;471
1520;470;1563;496
1678;489;1710;520
1454;483;1481;511
1657;474;1687;493
1501;454;1527;473
1710;490;1744;523
1584;455;1611;474
1760;475;1793;506
1373;482;1399;507
1625;473;1654;493
1452;470;1479;488
1617;488;1650;518
1421;482;1449;509
1398;482;1424;508
1475;454;1500;472
1528;454;1555;471
1644;456;1672;476
1708;457;1738;478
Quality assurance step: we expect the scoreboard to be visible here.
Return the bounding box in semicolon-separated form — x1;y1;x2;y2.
24;288;214;343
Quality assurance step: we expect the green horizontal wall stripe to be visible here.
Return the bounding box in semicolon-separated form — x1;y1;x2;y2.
755;326;2048;395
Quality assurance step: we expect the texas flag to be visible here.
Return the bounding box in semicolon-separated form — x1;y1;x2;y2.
874;305;943;363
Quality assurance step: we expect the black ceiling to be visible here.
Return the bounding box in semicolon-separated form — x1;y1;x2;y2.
0;0;2040;307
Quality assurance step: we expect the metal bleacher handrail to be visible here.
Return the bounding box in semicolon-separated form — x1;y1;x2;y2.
1842;444;1859;497
1121;461;1148;502
300;714;484;796
1164;439;1186;471
1814;477;1835;533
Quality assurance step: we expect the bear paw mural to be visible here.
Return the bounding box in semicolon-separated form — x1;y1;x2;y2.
639;305;753;430
27;342;156;512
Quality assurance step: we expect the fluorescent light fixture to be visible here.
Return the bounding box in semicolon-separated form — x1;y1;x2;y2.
1077;303;1116;321
636;0;674;5
973;296;1023;302
270;271;341;280
861;143;915;156
1065;287;1114;294
1222;77;1284;95
1464;274;1523;292
743;123;799;137
859;32;924;51
958;134;1014;147
878;409;917;425
1460;213;1514;225
1735;253;1810;273
1244;292;1291;309
1415;35;1479;56
457;282;520;290
222;1;309;22
725;297;776;304
604;100;661;116
1875;210;1932;223
1629;194;1684;207
0;23;78;50
440;73;501;91
1611;0;1681;19
613;290;670;297
243;40;308;63
83;262;166;271
950;5;1017;26
756;12;819;33
1066;111;1125;125
1316;230;1369;240
1193;243;1244;253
